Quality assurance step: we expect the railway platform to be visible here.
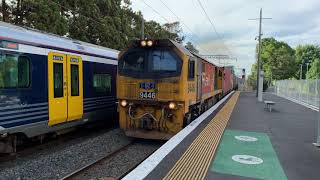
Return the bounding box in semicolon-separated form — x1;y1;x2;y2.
123;91;320;180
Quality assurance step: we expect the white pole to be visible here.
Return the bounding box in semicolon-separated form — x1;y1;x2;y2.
258;71;264;102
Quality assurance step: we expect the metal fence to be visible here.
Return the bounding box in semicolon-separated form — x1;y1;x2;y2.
275;79;320;111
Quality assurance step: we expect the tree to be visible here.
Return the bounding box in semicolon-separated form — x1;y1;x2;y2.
295;45;320;79
247;63;257;89
185;42;199;54
8;0;68;35
260;38;297;83
2;0;184;51
162;21;184;43
1;0;11;22
306;59;320;79
248;37;297;89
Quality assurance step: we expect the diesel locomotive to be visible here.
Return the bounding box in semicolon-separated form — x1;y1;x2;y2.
0;22;118;153
117;39;237;140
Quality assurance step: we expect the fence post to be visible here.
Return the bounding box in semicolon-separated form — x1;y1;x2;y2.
314;79;320;147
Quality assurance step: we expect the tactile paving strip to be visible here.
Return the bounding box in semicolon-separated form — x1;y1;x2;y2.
164;91;240;180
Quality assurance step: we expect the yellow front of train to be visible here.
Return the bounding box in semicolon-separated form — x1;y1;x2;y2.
117;39;191;140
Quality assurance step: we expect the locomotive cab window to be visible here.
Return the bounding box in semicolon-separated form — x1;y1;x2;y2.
121;51;145;72
119;48;182;79
0;52;30;88
151;50;177;71
93;74;111;94
188;59;195;80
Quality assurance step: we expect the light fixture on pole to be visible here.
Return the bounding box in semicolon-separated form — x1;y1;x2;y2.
249;9;272;98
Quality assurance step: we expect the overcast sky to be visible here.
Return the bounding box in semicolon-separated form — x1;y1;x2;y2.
131;0;320;75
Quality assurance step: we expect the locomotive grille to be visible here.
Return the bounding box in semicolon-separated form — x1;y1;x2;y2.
158;83;177;100
125;83;138;99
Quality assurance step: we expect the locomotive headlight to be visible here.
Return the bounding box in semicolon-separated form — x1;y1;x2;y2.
147;40;153;47
120;100;127;107
140;40;147;47
168;102;177;109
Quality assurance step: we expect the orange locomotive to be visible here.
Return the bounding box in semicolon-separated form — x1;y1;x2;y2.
117;39;236;140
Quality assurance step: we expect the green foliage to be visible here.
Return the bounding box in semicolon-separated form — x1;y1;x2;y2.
260;37;297;82
247;63;257;89
295;44;320;79
185;42;199;54
306;59;320;79
248;38;297;89
4;0;184;51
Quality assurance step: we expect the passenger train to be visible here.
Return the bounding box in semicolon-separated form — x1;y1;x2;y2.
0;22;118;153
117;39;238;140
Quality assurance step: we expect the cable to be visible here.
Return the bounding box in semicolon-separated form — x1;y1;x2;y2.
141;0;206;53
158;0;211;54
141;0;171;23
195;0;234;57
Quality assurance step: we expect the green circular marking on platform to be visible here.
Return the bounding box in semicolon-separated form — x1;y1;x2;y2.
211;129;287;180
232;155;263;165
235;136;258;142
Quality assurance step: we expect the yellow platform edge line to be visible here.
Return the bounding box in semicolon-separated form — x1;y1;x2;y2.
164;91;240;180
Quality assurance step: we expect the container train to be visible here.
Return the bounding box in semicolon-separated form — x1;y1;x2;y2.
117;39;238;140
0;22;118;153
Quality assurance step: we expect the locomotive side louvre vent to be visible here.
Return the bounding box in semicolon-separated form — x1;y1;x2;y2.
158;83;178;100
125;83;138;99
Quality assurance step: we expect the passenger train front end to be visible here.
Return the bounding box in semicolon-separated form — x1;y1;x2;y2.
117;39;191;140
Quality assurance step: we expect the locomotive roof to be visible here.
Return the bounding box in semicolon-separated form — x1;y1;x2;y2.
168;40;217;66
0;21;119;59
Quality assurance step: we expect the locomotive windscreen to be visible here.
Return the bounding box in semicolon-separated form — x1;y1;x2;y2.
119;48;182;79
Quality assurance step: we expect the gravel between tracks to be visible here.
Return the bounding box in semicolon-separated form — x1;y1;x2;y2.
72;140;163;180
0;128;132;180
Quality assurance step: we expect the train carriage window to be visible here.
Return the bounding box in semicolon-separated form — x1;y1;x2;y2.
71;64;79;96
93;74;111;94
188;59;195;80
53;63;63;98
18;56;30;87
0;53;30;88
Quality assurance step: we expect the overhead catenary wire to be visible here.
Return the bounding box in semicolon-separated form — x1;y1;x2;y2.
158;0;212;54
142;0;210;54
141;0;171;23
195;0;234;57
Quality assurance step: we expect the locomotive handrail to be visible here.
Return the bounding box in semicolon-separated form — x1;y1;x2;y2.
128;105;158;122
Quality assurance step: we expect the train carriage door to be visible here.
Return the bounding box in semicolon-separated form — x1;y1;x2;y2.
196;59;202;102
48;52;68;126
67;55;83;121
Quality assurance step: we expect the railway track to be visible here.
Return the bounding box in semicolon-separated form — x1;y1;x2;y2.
0;126;116;163
60;140;162;180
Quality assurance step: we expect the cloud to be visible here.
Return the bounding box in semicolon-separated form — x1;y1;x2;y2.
131;0;320;74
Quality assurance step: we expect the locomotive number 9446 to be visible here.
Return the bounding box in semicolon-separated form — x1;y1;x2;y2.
139;92;156;99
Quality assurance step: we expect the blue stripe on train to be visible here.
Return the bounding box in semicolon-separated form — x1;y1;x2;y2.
1;116;48;128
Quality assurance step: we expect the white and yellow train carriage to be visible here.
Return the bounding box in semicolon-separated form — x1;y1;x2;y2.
0;22;118;153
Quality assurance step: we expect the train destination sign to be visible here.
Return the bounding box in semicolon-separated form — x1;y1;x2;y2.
53;55;64;61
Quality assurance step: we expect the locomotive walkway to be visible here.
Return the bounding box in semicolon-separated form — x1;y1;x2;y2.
123;91;320;180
